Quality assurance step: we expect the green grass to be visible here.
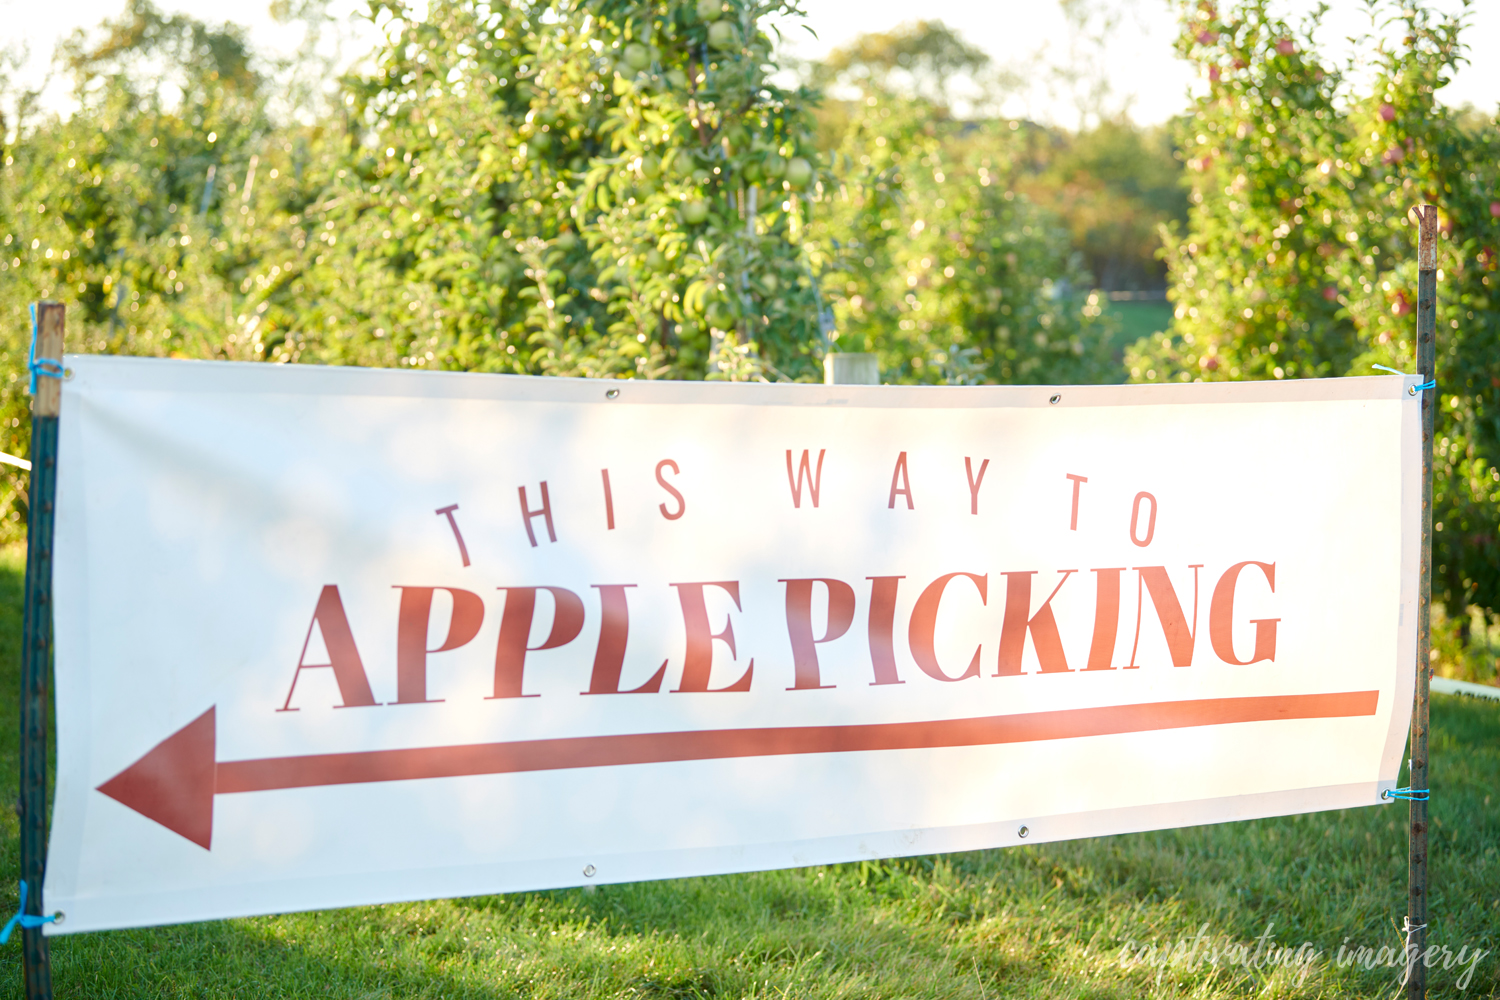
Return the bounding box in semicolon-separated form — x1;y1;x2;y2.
0;546;1494;998
1101;299;1174;364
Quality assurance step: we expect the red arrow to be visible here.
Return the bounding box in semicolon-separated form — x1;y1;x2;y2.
97;707;218;849
97;690;1379;849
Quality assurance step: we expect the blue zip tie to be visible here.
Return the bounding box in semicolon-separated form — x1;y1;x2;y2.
0;882;55;943
27;304;64;395
1369;365;1434;396
1382;787;1429;801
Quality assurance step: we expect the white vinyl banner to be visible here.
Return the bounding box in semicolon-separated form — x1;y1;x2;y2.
47;356;1420;934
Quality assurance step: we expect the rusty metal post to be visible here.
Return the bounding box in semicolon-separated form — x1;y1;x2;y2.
20;303;62;1000
1406;206;1437;1000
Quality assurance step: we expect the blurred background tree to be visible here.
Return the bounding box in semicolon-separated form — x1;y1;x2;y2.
0;0;283;540
810;19;1184;381
816;19;998;112
809;90;1114;386
1014;119;1187;294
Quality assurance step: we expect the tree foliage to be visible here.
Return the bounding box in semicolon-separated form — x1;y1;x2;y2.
280;0;833;381
812;95;1114;385
0;0;283;534
1015;119;1188;292
818;20;992;110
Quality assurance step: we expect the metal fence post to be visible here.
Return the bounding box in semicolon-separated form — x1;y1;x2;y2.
1406;205;1437;1000
20;302;63;1000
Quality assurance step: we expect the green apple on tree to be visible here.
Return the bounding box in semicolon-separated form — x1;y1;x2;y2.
705;301;735;330
785;157;813;189
624;43;651;71
708;21;738;51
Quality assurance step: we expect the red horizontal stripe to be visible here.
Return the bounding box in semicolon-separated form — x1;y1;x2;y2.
216;691;1378;795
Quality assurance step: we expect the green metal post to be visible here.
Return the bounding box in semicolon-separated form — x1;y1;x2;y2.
20;302;62;1000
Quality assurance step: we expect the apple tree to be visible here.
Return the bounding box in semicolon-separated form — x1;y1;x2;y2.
812;92;1116;385
293;0;831;380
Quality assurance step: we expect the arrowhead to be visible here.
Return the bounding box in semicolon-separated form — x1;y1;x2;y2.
97;707;216;849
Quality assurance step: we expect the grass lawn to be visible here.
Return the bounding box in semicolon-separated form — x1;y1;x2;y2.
0;545;1494;998
1101;299;1174;366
